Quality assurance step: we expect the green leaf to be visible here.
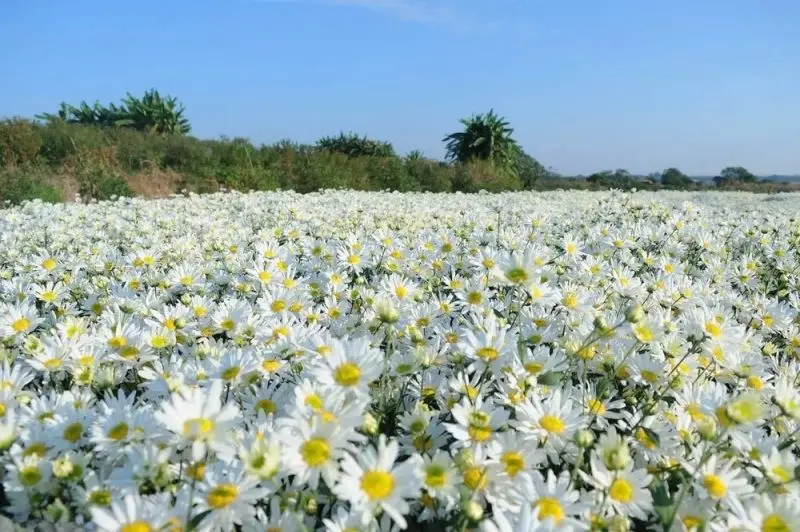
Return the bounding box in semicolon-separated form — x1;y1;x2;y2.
537;371;564;386
188;510;212;531
651;480;671;507
640;426;661;448
654;504;674;525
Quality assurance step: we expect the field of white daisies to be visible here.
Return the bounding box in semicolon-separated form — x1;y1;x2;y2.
0;189;799;532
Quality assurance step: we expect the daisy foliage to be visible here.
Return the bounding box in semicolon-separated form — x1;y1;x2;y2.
0;189;799;531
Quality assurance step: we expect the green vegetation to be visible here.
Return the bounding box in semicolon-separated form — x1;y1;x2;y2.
36;89;190;134
0;91;796;205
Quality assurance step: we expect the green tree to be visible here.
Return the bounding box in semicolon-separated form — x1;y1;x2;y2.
316;132;395;158
120;90;191;134
715;166;757;186
513;149;547;188
443;109;520;171
661;167;692;187
36;89;190;135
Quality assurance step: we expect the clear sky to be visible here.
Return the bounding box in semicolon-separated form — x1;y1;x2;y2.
2;0;799;176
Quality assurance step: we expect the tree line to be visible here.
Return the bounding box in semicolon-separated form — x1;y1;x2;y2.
0;90;793;204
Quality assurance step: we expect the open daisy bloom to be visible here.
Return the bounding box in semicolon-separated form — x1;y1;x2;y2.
0;190;796;531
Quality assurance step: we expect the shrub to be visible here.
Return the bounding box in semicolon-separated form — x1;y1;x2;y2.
0;168;62;205
0;118;43;167
317;132;395;158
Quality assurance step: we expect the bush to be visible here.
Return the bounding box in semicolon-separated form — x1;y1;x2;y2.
0;168;62;205
453;160;523;192
0;118;43;167
2;118;795;201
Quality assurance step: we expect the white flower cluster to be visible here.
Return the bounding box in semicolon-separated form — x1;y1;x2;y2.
0;189;799;532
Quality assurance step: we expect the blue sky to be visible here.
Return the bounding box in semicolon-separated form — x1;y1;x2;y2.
2;0;799;175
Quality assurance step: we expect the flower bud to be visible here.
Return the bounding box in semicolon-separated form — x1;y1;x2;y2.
607;514;630;532
362;413;379;436
625;304;645;323
593;316;610;333
52;456;74;479
465;500;484;521
697;415;717;441
575;429;595;448
603;443;631;471
304;496;318;514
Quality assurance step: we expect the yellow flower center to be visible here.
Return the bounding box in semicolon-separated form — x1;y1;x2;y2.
44;358;63;370
220;318;236;331
468;411;492;442
221;366;241;381
40;291;57;302
333;362;361;387
501;451;524;477
19;466;42;486
726;395;764;424
11;318;30;333
635;427;658;450
183;418;214;438
150;336;168;349
24;442;47;457
304;394;323;411
108;422;129;441
762;514;790;532
120;522;153;532
634;324;655;343
562;293;579;309
300;438;331;467
505;267;528;284
89;489;112;507
360;470;394;500
535;497;565;523
108;335;127;348
702;474;727;499
187;462;205;481
524;362;544;375
425;465;446;488
683;515;703;530
262;360;281;373
771;466;792;484
746;375;764;390
63;422;83;443
704;321;722;338
463;466;487;491
587;398;606;415
539;415;566;434
207;484;239;509
475;347;499;362
609;478;634;503
256;399;276;415
641;370;659;384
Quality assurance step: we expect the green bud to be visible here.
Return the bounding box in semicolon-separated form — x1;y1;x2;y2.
575;429;595;448
625;304;645;323
697;415;717;441
362;413;379;436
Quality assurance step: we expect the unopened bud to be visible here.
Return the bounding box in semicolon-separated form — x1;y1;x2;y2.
593;316;610;332
362;413;379;436
604;444;631;471
575;429;595;448
465;500;484;521
52;456;74;479
304;496;318;514
625;304;645;323
697;415;717;441
608;514;631;532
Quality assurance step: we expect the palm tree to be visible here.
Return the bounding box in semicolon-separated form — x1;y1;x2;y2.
443;109;520;170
